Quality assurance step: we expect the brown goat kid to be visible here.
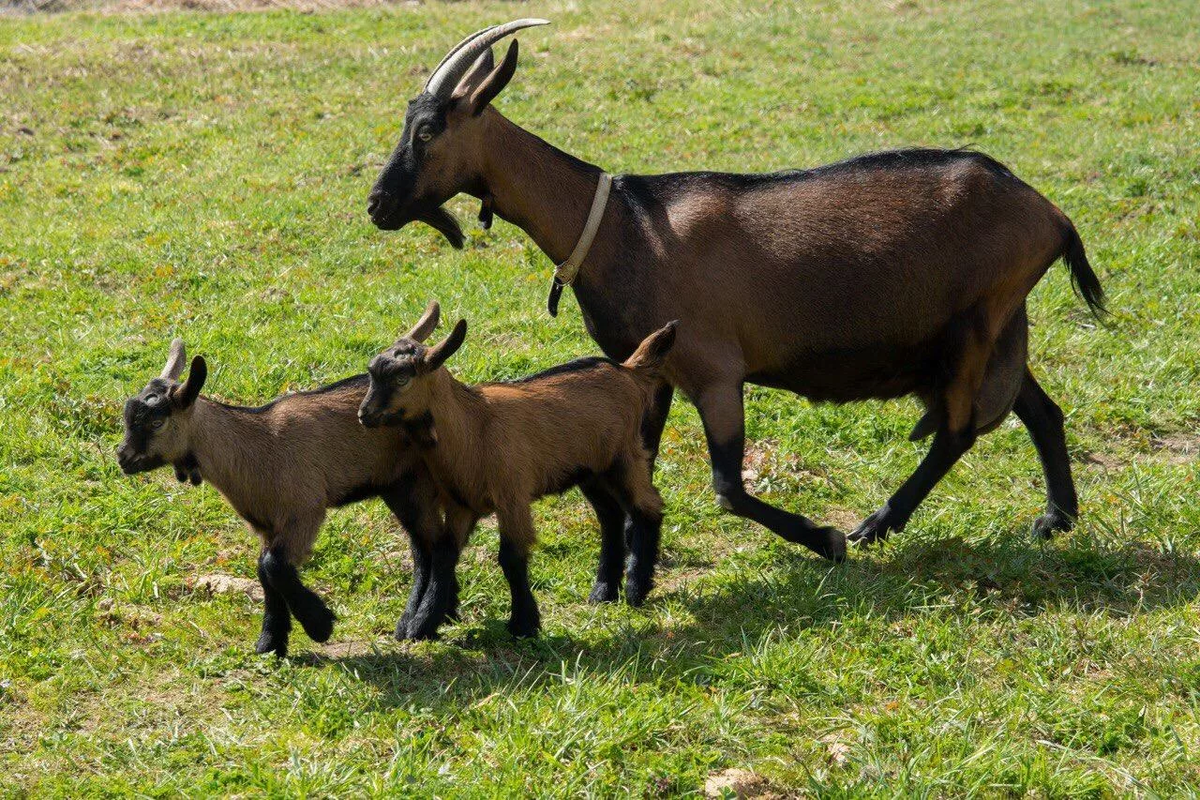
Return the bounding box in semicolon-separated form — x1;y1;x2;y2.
367;21;1106;557
358;303;676;638
116;340;444;656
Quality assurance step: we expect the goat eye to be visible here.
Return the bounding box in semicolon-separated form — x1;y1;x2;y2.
394;375;411;388
150;418;166;430
417;129;433;143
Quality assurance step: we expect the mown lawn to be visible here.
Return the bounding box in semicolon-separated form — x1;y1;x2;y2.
2;0;1198;795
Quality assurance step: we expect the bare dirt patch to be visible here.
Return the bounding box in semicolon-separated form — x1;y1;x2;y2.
1152;433;1199;465
192;573;264;601
704;768;787;799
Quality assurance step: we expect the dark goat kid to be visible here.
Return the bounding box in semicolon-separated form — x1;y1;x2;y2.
117;340;443;656
359;302;676;639
368;21;1106;554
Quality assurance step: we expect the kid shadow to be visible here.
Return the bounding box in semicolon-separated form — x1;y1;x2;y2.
305;531;1200;707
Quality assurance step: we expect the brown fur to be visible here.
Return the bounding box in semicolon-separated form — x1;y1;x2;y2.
368;33;1104;553
359;308;676;635
117;341;442;655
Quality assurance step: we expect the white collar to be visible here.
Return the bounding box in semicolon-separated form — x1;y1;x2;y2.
553;171;611;287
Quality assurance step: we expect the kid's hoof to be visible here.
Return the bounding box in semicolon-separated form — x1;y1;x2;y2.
587;580;619;604
295;603;336;643
849;504;904;547
507;613;541;639
255;630;288;658
1032;511;1074;540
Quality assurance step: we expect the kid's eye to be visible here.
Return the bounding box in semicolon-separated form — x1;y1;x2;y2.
394;375;411;388
150;418;166;429
417;129;433;143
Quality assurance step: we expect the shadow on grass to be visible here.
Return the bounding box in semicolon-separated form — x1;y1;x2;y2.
303;531;1200;708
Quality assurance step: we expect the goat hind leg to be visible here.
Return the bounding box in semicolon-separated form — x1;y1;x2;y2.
697;382;845;562
851;316;991;546
1014;369;1078;538
580;478;626;604
623;383;674;550
496;505;541;638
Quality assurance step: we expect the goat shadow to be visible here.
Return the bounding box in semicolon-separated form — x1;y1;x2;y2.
302;531;1200;710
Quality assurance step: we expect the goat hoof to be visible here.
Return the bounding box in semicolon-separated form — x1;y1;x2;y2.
813;526;847;563
1032;512;1074;540
588;580;619;604
849;504;904;547
624;576;652;607
295;602;336;643
507;613;541;639
255;630;288;658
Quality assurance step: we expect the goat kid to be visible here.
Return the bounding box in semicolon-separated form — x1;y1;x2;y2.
358;303;676;638
116;340;444;656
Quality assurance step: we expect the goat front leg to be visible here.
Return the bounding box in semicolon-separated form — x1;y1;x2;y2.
381;478;451;639
496;504;541;638
696;381;845;562
403;505;471;641
254;543;292;657
259;516;335;645
600;456;665;607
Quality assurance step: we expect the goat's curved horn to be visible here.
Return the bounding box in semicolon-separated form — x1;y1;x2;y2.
405;301;441;343
161;338;187;381
424;19;549;99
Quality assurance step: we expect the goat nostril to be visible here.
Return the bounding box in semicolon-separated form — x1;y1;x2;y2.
368;191;389;218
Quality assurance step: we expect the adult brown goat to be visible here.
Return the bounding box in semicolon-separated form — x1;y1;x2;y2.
358;304;675;638
367;20;1105;557
116;340;445;655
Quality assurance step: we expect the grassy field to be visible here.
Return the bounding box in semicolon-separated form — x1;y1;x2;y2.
2;0;1199;794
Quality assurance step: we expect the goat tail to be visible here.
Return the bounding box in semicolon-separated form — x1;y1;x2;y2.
1060;221;1106;318
623;320;679;378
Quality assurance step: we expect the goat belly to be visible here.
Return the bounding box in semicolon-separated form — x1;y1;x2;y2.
539;466;595;497
748;339;941;403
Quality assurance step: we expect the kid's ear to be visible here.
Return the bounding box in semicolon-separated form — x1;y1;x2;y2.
422;319;467;372
173;355;207;408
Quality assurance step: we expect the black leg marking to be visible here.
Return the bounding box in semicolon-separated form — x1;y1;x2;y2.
403;537;460;641
396;532;432;640
255;552;292;657
1014;370;1078;538
705;433;846;562
260;545;335;644
498;538;541;638
580;479;626;604
623;506;662;607
849;423;978;546
622;384;674;564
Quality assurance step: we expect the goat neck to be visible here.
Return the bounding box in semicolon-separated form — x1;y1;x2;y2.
187;399;273;516
479;110;607;266
418;372;491;511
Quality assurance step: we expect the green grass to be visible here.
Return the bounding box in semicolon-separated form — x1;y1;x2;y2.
2;0;1199;794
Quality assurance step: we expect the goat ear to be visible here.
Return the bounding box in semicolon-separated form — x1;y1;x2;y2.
466;40;519;116
173;355;207;409
423;319;467;372
405;301;441;343
451;47;495;100
160;338;187;381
